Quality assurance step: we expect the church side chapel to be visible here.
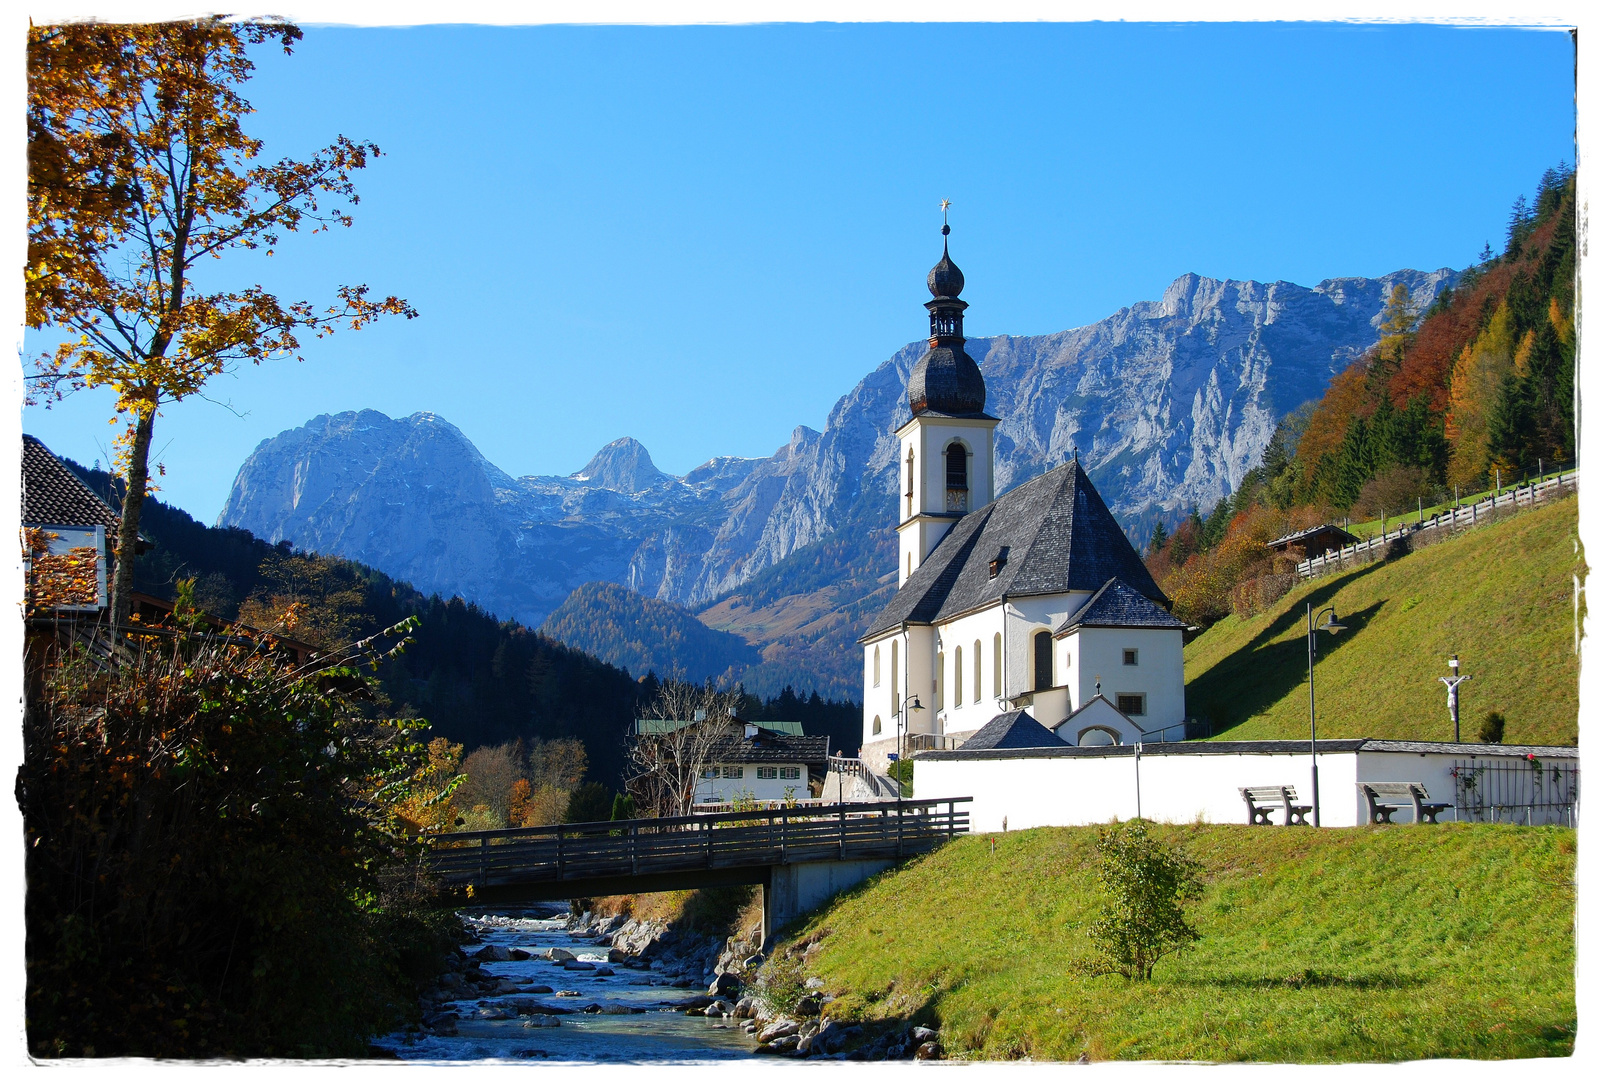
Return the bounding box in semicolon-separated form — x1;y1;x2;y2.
857;220;1187;772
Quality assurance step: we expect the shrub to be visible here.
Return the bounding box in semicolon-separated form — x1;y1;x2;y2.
1084;820;1203;981
1479;711;1507;744
20;621;449;1057
1353;465;1434;521
565;781;615;823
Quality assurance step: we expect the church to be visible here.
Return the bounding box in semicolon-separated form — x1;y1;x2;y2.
857;224;1188;771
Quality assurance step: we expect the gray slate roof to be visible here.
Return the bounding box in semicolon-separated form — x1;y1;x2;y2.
1059;578;1185;634
862;460;1165;641
21;435;121;531
706;729;830;765
959;710;1065;751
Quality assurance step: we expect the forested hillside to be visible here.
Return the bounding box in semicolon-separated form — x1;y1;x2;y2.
1147;165;1576;627
541;581;761;686
64;458;863;780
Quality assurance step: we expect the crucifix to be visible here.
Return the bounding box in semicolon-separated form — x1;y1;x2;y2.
1439;654;1473;742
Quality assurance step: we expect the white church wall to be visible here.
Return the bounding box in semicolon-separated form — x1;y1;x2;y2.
1005;594;1092;695
931;604;1007;735
916;749;1365;832
1067;627;1187;736
905;625;937;736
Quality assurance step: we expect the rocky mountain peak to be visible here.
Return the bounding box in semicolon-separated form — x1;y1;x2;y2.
573;437;668;493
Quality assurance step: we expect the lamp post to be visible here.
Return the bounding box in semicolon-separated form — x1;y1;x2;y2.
891;695;924;805
1440;654;1472;742
1306;603;1347;827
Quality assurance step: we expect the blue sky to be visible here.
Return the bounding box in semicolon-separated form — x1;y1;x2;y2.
20;21;1576;524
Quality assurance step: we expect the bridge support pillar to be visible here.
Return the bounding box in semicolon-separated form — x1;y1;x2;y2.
762;859;896;947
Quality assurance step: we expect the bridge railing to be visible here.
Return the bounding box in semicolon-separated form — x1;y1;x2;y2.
425;797;972;888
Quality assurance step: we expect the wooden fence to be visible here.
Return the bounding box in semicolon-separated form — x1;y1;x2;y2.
1297;470;1579;579
426;797;972;890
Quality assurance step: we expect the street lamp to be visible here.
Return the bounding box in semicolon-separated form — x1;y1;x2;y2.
1306;603;1347;827
1440;654;1472;742
891;695;924;805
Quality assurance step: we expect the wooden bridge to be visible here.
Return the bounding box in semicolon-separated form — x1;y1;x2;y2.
427;797;971;933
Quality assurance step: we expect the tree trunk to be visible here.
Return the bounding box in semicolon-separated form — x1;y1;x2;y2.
108;409;155;628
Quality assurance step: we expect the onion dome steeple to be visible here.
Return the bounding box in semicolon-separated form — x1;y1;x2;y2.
908;205;988;417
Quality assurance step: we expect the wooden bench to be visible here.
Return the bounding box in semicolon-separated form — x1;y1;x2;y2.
1240;786;1311;826
1358;782;1452;824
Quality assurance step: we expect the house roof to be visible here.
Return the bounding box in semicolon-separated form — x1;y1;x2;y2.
960;710;1065;751
1058;578;1185;634
862;460;1165;641
1266;523;1359;552
1050;693;1149;735
22;435;121;531
706;728;831;765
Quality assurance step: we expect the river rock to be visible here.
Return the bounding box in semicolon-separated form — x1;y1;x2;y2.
911;1026;938;1045
546;947;576;962
522;1016;562;1028
816;1023;861;1054
522;985;554;994
608;948;629;963
594;966;616;976
508;948;532;961
804;977;825;990
473;945;513;962
555;989;582;998
915;1041;942;1060
758;1019;801;1044
761;1035;801;1054
708;972;741;997
563;960;596;971
474;1006;518;1020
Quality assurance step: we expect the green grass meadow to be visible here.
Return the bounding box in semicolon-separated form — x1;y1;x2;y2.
795;824;1575;1061
1185;495;1582;746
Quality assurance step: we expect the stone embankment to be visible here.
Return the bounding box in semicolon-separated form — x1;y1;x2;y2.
593;908;943;1061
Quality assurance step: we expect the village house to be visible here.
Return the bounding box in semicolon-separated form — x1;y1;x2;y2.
856;227;1188;773
693;722;830;807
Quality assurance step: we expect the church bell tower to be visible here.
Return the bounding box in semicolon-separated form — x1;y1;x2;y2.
895;210;999;586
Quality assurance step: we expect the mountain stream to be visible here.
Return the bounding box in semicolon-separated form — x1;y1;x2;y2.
373;906;771;1062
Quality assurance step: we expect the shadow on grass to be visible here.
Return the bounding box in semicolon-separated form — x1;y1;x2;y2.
1173;968;1426;991
1190;588;1387;738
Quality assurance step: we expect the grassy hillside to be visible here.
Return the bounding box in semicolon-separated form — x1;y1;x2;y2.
792;824;1575;1061
1184;494;1581;746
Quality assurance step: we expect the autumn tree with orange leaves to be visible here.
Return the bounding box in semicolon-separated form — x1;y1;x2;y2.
26;18;416;625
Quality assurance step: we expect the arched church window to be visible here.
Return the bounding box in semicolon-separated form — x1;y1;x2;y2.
934;651;944;712
873;646;881;686
953;646;963;706
993;633;1002;698
973;640;982;703
873;715;882;736
905;448;915;515
1033;630;1053;691
945;443;969;513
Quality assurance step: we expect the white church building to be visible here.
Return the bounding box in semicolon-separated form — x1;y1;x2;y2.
857;225;1188;773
